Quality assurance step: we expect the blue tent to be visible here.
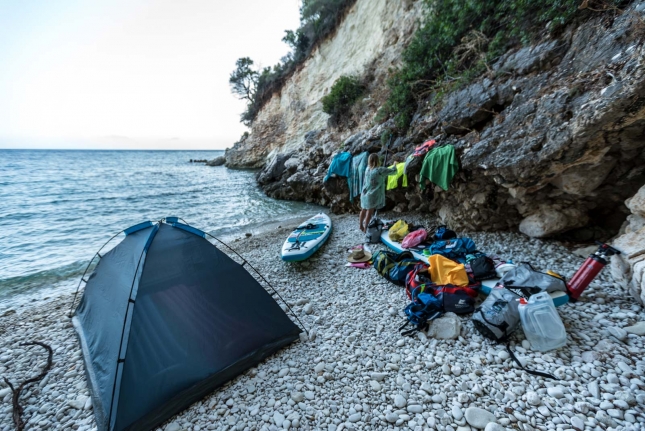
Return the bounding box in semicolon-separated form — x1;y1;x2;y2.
72;218;301;431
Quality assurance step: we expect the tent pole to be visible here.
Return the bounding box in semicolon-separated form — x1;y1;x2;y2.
69;229;127;317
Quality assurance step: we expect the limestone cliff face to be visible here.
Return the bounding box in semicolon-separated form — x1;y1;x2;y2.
227;0;645;253
225;0;423;168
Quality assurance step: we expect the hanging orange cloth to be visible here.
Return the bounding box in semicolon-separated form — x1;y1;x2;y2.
429;254;469;286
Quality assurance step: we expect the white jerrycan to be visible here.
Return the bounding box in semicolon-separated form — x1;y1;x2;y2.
518;292;567;352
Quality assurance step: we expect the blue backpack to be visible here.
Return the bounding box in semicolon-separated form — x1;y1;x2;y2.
433;225;456;240
399;293;443;336
428;237;477;261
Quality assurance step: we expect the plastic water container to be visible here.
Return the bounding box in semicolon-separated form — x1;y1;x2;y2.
518;292;567;351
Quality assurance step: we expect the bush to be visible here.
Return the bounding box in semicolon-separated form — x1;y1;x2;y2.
382;0;626;131
321;76;365;123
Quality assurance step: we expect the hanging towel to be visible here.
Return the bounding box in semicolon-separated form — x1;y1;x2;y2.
386;163;408;190
413;139;436;157
349;151;368;202
419;145;459;191
324;152;352;182
429;254;469;286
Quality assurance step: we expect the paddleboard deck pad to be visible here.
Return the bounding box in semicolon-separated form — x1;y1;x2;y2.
281;213;332;262
381;230;569;307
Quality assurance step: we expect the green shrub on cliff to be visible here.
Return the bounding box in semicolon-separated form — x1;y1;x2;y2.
384;0;627;131
321;76;365;123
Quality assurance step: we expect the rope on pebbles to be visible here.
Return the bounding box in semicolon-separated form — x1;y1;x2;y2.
3;341;53;431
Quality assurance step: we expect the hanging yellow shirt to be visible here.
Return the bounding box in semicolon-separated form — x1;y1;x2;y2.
386;163;408;190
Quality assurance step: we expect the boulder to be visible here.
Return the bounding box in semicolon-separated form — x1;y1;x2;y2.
427;312;461;339
206;156;225;166
519;206;588;238
610;185;645;304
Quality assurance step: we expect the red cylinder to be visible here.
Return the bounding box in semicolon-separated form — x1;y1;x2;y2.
567;255;607;300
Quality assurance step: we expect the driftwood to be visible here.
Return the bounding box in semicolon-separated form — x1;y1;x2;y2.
2;341;53;431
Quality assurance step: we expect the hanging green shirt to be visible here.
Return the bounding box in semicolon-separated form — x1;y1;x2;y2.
419;145;459;191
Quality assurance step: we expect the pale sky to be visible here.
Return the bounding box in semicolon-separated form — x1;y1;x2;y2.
0;0;301;149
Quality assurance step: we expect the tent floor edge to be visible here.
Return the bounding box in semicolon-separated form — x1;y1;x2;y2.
71;316;110;431
121;332;301;431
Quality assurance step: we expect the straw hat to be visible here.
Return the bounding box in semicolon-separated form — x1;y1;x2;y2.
347;248;372;263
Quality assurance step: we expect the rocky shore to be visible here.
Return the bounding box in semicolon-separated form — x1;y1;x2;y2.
1;213;645;431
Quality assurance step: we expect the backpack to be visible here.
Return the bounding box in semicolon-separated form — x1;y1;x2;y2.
365;218;383;244
472;286;558;380
388;220;409;242
401;229;427;249
469;255;497;281
471;286;521;342
499;263;567;299
433;225;456;240
428;237;477;260
405;262;432;300
372;250;416;285
389;257;420;286
400;293;443;336
434;283;480;314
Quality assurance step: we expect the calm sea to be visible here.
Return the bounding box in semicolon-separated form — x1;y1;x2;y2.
0;150;319;310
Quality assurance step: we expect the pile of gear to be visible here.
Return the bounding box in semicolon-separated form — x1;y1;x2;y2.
368;221;574;365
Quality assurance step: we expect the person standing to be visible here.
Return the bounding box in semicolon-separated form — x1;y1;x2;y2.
359;154;396;232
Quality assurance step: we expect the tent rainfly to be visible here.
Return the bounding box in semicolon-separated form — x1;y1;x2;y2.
71;218;302;431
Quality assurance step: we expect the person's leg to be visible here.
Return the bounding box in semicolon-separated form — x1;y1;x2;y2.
365;209;375;232
359;209;367;232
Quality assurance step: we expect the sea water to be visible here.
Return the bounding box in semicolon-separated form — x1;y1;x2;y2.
0;149;320;309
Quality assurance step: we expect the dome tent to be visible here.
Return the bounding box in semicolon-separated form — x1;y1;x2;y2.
71;217;302;431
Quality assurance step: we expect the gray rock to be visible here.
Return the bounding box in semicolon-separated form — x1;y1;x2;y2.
348;413;361;423
303;303;313;314
588;381;600;399
607;326;628;341
206;156;226;167
274;411;285;427
465;407;497;429
407;404;423;414
570;416;584;430
427;313;461;339
165;422;181;431
291;392;304;402
394;394;407;408
624;321;645;336
484;424;505;431
452;405;464;420
547;387;564;399
526;391;541;406
519;207;588;238
370;372;387;381
385;412;399;423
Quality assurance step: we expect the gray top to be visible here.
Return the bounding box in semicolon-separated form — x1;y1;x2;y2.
360;166;396;210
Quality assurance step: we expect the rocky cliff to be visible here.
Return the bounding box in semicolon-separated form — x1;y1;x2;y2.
225;0;423;168
227;0;645;244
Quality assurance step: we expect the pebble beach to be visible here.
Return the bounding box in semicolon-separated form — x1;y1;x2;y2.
1;213;644;431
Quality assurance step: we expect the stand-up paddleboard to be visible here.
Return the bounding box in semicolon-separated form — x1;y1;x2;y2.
381;230;569;307
281;213;332;262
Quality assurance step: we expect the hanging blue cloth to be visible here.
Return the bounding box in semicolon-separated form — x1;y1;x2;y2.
323;152;352;184
349;152;368;202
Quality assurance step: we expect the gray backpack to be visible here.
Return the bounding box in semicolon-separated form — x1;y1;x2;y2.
499;263;567;299
472;287;520;341
365;218;383;244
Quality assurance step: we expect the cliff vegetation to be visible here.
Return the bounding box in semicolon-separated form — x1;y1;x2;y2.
383;0;629;131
